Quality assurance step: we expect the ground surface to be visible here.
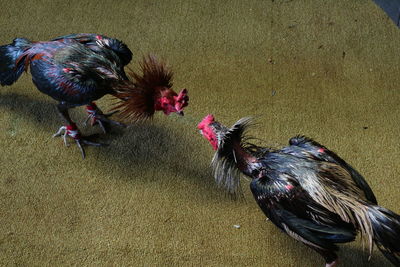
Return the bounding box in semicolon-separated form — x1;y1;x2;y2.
0;1;399;266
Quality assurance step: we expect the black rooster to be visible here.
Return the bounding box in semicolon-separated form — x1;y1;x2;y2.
51;33;132;130
198;115;400;267
0;35;188;158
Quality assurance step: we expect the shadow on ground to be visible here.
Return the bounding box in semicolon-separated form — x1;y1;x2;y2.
0;92;225;202
0;92;395;267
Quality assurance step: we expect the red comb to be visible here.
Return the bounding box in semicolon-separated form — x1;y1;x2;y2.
198;114;218;150
197;114;215;129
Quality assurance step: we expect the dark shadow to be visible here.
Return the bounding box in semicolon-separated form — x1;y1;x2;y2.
0;92;225;202
0;92;60;127
96;120;219;194
2;93;397;265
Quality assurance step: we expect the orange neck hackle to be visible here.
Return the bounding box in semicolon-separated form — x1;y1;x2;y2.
113;55;188;121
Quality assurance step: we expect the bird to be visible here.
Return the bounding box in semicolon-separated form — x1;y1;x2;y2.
0;36;188;158
198;114;400;267
51;33;133;130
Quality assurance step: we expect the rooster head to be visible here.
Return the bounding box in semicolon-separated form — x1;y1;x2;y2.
155;88;188;116
113;55;189;121
198;114;224;150
198;115;256;197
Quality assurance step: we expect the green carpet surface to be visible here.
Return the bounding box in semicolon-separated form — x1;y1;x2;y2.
1;1;399;266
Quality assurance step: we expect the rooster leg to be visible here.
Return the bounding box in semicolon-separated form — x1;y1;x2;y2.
53;102;106;159
85;102;126;134
55;102;76;126
326;259;338;267
304;245;338;267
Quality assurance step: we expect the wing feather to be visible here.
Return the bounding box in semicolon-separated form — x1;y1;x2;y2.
250;178;355;252
294;161;375;254
288;135;377;204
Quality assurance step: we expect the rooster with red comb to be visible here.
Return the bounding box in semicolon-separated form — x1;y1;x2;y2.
0;35;188;158
198;115;400;267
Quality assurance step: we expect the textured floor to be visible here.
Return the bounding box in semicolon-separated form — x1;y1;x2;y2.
1;1;399;266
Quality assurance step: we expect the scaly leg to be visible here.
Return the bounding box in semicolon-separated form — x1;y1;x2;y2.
84;102;126;133
304;244;338;267
53;102;106;159
326;259;338;267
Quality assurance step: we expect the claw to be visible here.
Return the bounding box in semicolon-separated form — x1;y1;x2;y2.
53;125;78;146
53;126;69;146
53;123;107;159
76;138;108;159
85;103;126;132
81;139;107;147
75;139;85;159
96;113;126;128
83;115;92;127
97;120;107;134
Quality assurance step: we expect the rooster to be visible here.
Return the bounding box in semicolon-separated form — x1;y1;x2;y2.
0;36;188;158
198;115;400;267
51;33;133;130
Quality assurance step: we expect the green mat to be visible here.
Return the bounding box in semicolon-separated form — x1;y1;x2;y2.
1;1;399;266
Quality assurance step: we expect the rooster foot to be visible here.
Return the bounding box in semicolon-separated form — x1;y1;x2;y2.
85;103;126;133
325;259;338;267
53;124;107;159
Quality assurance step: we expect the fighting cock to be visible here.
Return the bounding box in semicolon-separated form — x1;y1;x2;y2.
198;115;400;267
0;35;188;158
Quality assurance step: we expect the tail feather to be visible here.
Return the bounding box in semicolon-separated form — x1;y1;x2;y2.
0;38;31;86
369;205;400;266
